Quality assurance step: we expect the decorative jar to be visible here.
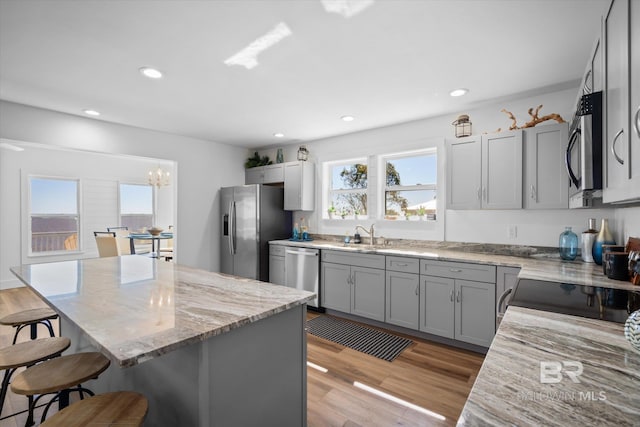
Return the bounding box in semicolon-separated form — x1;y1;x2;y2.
559;227;578;261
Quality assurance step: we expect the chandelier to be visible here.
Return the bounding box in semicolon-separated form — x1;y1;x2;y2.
148;166;170;187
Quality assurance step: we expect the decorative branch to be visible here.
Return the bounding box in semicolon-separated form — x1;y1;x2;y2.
521;105;566;128
501;109;519;130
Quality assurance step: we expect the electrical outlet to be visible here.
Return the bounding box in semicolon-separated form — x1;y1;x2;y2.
508;225;517;239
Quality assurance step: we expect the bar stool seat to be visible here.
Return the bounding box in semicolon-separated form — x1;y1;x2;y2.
0;337;71;416
40;391;148;427
11;352;110;425
0;307;58;344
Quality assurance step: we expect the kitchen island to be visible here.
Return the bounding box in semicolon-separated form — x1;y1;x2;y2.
11;256;315;426
457;306;640;426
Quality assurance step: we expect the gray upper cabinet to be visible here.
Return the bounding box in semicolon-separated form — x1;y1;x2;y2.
284;162;315;211
603;0;640;203
523;123;569;209
447;135;482;209
482;130;523;209
447;130;523;209
245;164;284;185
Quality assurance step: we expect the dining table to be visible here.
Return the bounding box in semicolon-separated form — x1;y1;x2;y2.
126;232;173;257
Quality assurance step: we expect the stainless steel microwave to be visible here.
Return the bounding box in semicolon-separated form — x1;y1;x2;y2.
565;91;603;208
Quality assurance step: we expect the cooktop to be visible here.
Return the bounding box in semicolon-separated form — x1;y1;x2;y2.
508;279;640;324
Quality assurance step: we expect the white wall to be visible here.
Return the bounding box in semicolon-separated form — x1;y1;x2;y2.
0;101;246;288
255;86;622;247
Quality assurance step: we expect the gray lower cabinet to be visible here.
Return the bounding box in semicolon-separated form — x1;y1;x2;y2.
385;270;420;330
496;266;520;315
321;262;351;312
420;259;496;347
351;266;386;321
420;276;455;338
321;250;386;321
268;244;285;286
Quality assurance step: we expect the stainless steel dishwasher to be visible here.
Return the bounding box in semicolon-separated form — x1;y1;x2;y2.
285;247;320;309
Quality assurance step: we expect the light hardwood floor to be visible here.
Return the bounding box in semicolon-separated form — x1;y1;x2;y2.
306;312;484;426
0;287;484;427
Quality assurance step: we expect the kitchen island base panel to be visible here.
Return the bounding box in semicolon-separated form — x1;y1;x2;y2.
61;304;307;427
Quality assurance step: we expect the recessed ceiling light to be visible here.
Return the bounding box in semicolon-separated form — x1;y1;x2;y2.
83;109;100;116
139;67;163;79
449;88;469;97
273;133;284;138
341;115;355;122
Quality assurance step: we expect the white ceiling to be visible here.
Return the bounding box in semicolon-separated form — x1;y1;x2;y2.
0;0;609;148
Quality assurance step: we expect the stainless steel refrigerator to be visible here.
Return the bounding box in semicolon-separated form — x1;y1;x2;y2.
220;185;291;282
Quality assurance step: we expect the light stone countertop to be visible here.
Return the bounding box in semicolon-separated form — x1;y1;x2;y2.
10;256;315;367
270;239;639;291
457;306;640;426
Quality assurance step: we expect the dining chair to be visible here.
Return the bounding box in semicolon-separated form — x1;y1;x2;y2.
93;232;119;257
107;227;132;255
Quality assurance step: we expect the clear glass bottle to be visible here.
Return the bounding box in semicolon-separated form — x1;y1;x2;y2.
592;218;616;265
559;226;578;261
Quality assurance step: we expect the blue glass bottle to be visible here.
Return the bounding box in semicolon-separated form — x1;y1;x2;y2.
559;227;578;261
592;218;616;265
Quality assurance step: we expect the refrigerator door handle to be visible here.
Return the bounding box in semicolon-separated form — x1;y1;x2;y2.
228;201;236;255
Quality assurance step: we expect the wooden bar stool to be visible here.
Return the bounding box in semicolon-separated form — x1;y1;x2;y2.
40;391;148;427
0;337;71;416
10;352;110;426
0;308;58;344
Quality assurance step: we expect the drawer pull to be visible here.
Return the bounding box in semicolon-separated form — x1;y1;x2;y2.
449;268;463;273
395;263;409;267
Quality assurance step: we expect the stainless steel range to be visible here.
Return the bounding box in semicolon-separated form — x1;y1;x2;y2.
508;279;640;323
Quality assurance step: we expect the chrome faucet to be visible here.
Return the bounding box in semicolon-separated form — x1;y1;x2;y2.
355;224;375;247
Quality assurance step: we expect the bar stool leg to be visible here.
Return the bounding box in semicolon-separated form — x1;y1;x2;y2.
39;386;95;424
0;367;16;415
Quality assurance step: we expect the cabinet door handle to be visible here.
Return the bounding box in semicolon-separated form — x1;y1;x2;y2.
530;184;537;200
351;273;355;286
482;187;487;202
477;187;482;201
611;128;625;165
456;290;461;303
634;105;640;138
450;290;454;302
415;284;419;295
449;268;463;273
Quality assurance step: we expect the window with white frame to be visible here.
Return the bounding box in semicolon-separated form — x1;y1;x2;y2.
383;150;437;220
29;177;79;253
119;184;154;231
327;160;368;218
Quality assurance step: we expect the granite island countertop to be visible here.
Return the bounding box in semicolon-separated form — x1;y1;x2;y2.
457;306;640;426
270;239;639;291
10;256;315;367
